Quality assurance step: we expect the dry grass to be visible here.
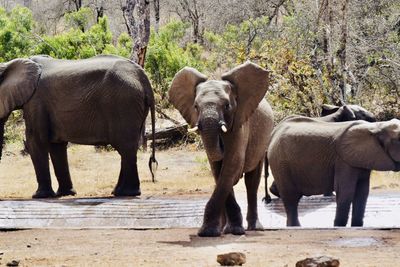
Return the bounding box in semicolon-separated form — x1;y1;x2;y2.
0;142;399;199
0;143;217;199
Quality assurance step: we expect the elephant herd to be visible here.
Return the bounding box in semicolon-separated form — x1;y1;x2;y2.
1;55;399;237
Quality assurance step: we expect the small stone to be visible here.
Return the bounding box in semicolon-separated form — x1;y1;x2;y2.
6;260;20;266
217;252;246;266
296;256;339;267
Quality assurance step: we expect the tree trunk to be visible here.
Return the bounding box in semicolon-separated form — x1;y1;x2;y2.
337;0;349;101
153;0;160;33
123;0;150;67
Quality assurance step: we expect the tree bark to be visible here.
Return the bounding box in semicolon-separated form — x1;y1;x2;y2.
153;0;160;33
122;0;150;67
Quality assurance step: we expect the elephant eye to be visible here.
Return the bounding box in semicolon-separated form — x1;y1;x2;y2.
225;103;230;110
194;104;199;111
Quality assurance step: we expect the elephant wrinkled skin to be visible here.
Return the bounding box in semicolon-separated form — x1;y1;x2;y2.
169;62;274;237
268;116;400;227
0;55;157;198
263;104;376;203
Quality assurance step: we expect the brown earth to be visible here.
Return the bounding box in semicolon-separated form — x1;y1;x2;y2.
1;145;400;266
1;228;399;266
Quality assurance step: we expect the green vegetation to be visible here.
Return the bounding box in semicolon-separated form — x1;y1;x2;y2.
1;4;399;144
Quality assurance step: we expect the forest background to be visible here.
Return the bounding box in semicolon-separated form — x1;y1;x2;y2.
1;0;399;144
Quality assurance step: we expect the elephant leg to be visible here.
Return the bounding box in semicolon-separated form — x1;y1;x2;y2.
223;190;245;235
269;181;280;198
351;171;371;227
334;163;358;227
49;142;76;197
27;139;55;198
198;160;225;237
262;155;272;204
281;194;301;226
245;161;263;230
113;146;141;197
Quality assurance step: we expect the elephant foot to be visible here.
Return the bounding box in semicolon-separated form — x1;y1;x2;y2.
198;225;221;237
262;195;272;204
223;224;245;235
269;183;280;198
56;188;77;197
112;187;141;197
323;191;335;197
247;220;264;231
32;189;56;198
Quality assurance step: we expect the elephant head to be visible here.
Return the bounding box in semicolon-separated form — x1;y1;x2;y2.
321;104;376;122
338;119;400;171
169;62;269;162
0;59;41;160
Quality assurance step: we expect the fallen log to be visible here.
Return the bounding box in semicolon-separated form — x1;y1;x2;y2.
145;123;189;140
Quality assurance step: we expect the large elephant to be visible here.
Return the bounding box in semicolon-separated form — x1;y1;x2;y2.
263;104;376;203
169;62;273;237
268;117;400;227
0;55;157;198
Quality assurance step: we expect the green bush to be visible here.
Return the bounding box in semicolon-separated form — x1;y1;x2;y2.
145;20;205;106
0;6;35;61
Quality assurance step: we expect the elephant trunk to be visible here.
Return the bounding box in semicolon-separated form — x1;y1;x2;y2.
200;118;224;162
0;117;7;161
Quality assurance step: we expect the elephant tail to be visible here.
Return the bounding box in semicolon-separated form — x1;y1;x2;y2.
262;154;272;204
0;115;9;162
148;98;158;182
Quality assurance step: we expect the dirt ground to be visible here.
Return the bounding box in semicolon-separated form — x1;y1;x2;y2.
1;228;399;266
1;144;400;266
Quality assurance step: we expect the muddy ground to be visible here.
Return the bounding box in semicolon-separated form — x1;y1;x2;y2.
1;145;400;266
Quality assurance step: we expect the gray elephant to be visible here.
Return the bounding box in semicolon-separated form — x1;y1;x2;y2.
263;104;376;203
268;116;400;227
169;62;273;237
0;55;157;198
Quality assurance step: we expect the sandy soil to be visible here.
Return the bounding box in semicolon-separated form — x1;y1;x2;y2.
1;228;399;266
1;145;400;266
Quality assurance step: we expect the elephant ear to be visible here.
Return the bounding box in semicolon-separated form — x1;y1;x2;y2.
168;67;207;127
337;122;395;171
0;59;41;118
221;61;269;130
321;104;339;116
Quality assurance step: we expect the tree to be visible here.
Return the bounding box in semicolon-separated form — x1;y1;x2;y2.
122;0;150;67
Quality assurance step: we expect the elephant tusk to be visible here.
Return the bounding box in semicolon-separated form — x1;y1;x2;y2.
188;126;198;132
221;125;227;133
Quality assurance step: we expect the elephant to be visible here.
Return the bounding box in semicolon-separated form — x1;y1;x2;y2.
0;55;157;198
168;62;274;237
263;104;376;203
268;116;400;227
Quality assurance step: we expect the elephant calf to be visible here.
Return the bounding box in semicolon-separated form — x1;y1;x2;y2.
263;104;376;203
0;55;157;198
169;62;274;237
268;116;400;227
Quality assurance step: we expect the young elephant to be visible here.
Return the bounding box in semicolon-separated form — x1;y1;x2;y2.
169;62;274;237
268;117;400;227
263;104;376;203
0;55;157;198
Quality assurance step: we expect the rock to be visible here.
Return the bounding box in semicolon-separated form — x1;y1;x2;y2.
6;260;20;266
296;256;340;267
217;252;246;266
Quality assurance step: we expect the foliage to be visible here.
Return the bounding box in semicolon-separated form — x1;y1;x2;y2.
0;6;35;61
34;16;117;59
205;15;325;120
145;20;205;106
65;7;94;32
